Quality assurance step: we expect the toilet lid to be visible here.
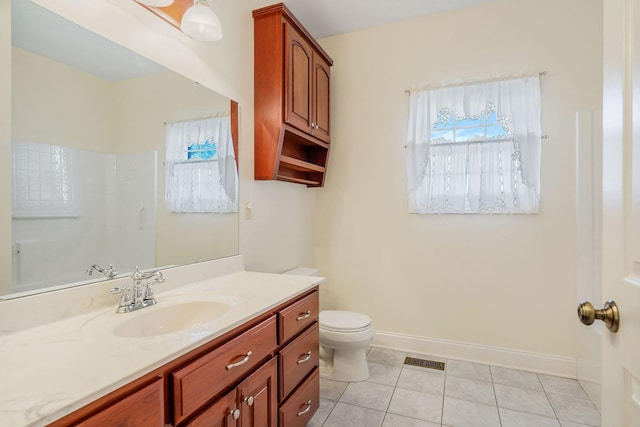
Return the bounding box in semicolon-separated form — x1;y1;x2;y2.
320;310;372;332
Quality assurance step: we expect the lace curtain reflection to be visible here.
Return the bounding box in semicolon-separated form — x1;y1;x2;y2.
165;115;238;213
406;76;541;214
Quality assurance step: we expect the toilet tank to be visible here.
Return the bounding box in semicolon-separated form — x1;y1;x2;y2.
282;266;319;276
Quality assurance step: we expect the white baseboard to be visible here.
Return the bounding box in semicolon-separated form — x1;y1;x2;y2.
372;330;577;378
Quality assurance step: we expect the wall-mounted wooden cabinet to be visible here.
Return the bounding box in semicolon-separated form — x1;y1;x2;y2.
253;3;333;187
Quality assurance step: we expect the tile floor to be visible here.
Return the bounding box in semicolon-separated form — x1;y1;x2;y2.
307;347;600;427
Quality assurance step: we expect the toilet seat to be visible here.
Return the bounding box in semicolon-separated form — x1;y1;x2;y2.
320;310;372;333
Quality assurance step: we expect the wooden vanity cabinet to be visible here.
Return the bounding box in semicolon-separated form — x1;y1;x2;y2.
253;3;333;187
48;287;319;427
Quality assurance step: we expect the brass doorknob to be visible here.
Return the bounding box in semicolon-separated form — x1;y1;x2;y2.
577;300;619;333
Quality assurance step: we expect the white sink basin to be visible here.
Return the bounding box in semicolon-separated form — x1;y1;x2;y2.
112;301;230;338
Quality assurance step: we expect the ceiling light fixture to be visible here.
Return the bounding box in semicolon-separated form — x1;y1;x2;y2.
180;0;222;42
136;0;174;7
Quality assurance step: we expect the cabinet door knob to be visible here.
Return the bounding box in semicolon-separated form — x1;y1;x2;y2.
244;395;254;406
226;351;252;370
229;408;240;420
296;400;312;417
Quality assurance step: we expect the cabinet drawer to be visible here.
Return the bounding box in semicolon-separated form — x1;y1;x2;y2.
172;316;277;424
76;378;163;427
278;291;318;344
278;368;319;427
279;322;319;401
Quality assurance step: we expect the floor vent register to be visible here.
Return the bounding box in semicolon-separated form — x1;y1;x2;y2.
403;356;445;371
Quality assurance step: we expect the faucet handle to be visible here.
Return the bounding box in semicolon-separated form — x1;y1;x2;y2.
131;267;163;282
142;272;164;303
109;286;132;312
142;282;157;306
105;264;118;279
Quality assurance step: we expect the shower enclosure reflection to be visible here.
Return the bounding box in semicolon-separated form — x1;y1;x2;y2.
12;146;158;292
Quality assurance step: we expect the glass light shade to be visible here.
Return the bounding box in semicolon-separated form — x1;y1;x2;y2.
181;0;223;41
137;0;174;7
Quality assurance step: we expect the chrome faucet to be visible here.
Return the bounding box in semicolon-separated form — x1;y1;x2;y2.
109;267;165;313
85;263;118;279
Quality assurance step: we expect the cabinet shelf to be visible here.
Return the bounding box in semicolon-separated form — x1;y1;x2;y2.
279;155;325;173
276;175;322;186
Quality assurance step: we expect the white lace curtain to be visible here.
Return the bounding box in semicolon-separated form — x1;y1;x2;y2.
406;76;541;214
165;115;238;213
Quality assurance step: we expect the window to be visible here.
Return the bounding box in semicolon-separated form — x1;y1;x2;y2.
406;76;542;214
165;115;238;213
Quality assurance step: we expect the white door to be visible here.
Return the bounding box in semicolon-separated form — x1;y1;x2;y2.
600;0;640;425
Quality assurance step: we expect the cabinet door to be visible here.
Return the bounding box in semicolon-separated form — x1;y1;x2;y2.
285;23;313;134
238;357;278;427
185;389;238;427
312;54;331;143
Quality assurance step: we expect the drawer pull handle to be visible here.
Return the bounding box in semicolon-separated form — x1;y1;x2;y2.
244;395;254;406
297;351;312;364
297;400;312;417
296;310;311;321
226;351;252;370
229;408;240;420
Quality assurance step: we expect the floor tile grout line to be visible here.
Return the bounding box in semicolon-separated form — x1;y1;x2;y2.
380;386;396;426
489;366;504;427
537;372;564;424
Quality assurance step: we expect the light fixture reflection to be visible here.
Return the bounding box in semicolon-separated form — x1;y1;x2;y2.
137;0;174;7
180;0;223;42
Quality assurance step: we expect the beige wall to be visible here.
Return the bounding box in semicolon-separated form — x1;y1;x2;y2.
315;0;602;359
12;48;114;151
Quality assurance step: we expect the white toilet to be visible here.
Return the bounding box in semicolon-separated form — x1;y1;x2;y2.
319;310;374;382
283;267;374;382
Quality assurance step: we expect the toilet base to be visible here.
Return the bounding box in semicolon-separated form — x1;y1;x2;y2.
319;347;369;382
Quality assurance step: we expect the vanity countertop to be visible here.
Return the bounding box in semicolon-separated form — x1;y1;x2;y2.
0;270;321;427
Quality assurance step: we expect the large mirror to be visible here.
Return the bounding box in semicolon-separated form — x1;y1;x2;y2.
7;0;239;297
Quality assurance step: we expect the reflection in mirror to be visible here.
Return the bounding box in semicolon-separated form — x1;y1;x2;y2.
8;0;239;297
